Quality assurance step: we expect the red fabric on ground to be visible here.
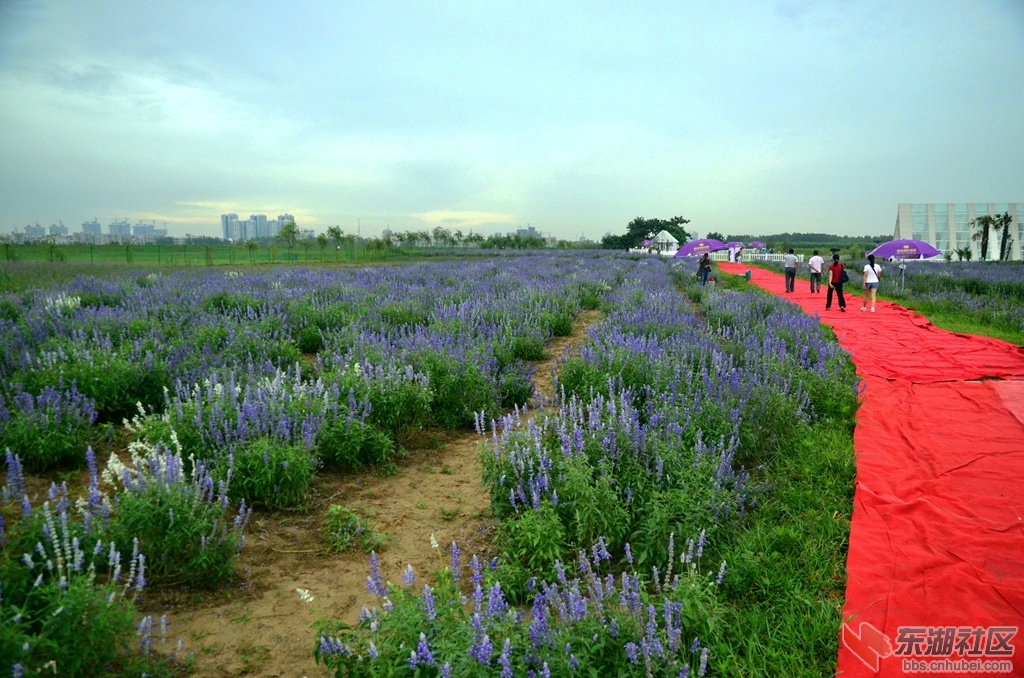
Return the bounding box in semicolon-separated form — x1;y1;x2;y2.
717;263;1024;676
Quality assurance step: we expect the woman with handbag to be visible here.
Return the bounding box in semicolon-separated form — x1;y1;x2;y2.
826;254;847;312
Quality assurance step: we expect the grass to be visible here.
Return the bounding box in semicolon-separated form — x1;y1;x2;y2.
707;425;855;676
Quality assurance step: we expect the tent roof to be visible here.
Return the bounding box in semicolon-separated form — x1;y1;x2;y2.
652;230;678;244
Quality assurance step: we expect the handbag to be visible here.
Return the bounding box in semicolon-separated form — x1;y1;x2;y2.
839;268;850;284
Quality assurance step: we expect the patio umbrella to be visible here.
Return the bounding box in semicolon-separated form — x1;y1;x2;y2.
748;241;765;249
674;238;728;257
868;239;942;260
725;241;745;249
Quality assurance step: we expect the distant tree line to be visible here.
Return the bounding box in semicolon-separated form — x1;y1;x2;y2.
723;232;891;253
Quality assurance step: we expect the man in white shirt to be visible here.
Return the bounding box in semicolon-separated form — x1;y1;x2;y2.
808;250;824;293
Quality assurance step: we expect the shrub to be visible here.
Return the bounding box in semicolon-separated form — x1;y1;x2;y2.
321;505;390;554
493;506;567;602
0;385;97;471
18;352;170;423
103;442;251;588
313;537;720;677
315;418;394;471
0;452;181;676
223;438;317;510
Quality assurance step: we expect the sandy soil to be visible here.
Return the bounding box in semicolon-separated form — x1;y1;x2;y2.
146;310;602;677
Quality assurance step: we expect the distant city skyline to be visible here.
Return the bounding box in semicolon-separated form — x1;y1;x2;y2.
2;2;1023;240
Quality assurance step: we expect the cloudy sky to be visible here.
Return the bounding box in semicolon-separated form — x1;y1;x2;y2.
1;1;1022;240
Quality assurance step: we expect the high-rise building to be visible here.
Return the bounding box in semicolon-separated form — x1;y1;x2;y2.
49;223;68;236
221;213;239;240
278;214;295;226
894;203;1022;260
24;224;45;238
250;214;269;238
108;219;131;236
82;219;102;235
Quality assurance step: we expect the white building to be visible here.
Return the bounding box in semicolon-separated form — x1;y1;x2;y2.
894;203;1022;260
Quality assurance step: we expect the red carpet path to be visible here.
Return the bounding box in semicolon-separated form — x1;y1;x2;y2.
717;263;1024;677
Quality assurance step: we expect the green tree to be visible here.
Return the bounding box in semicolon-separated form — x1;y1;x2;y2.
706;231;725;242
601;216;690;250
278;221;298;262
971;215;994;260
316;233;329;262
327;226;343;261
994;212;1015;261
245;239;259;264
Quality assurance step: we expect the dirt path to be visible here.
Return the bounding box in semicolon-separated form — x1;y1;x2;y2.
155;310;602;677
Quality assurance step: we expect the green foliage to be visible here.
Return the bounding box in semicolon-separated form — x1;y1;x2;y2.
707;427;855;676
364;379;432;438
17;352;170;424
201;291;257;315
496;363;534;408
552;456;630;549
105;450;247;588
0;399;97;473
539;309;574;337
315;419;394;471
321;505;390;553
415;351;497;429
223;438;317;510
297;325;325;354
556;356;606;401
507;334;547;361
494;507;567;601
0;488;182;676
379;302;430;329
575;281;608;310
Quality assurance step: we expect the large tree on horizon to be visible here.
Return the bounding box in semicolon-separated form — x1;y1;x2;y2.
601;216;690;249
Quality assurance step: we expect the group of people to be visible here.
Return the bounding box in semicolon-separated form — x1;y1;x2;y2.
699;248;884;312
789;249;882;312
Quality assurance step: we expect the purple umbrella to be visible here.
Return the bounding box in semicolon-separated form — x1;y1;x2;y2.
748;241;765;249
675;239;728;257
725;241;745;249
868;239;942;260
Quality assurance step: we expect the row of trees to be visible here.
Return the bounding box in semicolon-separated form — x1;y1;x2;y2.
270;221;565;262
970;212;1015;261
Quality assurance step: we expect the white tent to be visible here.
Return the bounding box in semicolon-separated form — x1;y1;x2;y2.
652;230;679;252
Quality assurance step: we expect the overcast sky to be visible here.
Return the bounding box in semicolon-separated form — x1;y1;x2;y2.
1;1;1022;240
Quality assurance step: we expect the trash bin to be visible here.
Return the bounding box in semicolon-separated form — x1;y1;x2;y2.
744;270;751;281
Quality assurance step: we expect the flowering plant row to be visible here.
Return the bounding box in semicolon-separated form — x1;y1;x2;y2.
313;256;860;676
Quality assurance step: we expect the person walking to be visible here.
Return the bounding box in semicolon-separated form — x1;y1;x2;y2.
808;250;824;293
783;248;799;293
826;253;847;312
861;254;882;312
698;252;712;286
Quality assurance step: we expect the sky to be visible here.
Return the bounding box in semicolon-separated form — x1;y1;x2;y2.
1;1;1022;241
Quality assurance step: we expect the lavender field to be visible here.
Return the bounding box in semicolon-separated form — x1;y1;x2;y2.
1;253;860;676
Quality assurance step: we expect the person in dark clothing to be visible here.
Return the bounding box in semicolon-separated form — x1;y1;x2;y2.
698;253;712;286
826;253;847;312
